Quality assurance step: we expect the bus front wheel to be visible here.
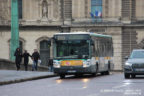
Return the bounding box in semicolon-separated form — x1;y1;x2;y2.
60;74;65;79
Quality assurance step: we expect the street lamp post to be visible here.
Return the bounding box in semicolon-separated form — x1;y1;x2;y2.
10;0;19;61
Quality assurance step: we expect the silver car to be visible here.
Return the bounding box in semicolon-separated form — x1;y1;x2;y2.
124;49;144;78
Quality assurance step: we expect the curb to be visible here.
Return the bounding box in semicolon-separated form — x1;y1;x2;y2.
0;74;57;85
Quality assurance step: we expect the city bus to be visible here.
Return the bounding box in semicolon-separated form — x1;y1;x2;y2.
53;32;113;78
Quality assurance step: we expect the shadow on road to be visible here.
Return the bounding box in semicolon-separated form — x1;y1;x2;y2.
131;76;144;79
56;73;112;80
125;75;144;79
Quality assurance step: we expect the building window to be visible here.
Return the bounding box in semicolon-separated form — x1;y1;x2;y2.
40;40;51;66
19;41;23;52
18;0;22;19
90;0;102;20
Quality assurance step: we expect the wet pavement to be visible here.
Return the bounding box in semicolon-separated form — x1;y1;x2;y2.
0;70;55;85
0;72;144;96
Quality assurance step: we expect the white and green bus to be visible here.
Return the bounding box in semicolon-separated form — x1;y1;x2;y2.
53;32;113;78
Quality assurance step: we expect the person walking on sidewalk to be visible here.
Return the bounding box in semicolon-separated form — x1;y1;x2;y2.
31;49;40;71
48;58;53;72
14;48;22;71
22;50;31;71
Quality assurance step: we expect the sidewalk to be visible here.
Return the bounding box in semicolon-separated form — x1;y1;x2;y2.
0;70;57;85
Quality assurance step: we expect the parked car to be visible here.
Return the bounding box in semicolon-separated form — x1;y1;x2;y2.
124;49;144;78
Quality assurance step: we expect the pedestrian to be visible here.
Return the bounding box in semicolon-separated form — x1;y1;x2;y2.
14;48;22;71
31;49;40;71
22;50;31;71
48;58;53;72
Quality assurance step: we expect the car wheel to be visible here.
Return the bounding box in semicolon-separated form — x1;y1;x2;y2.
124;73;130;79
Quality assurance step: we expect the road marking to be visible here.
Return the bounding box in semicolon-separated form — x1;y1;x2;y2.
113;82;131;89
100;89;142;95
113;80;132;89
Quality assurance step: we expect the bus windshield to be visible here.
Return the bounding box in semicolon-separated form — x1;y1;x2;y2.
54;40;90;59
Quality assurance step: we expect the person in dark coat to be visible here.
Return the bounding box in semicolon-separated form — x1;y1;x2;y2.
14;48;22;71
48;58;53;72
22;50;31;71
31;49;40;71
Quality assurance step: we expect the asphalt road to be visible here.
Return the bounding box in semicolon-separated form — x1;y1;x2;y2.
0;73;144;96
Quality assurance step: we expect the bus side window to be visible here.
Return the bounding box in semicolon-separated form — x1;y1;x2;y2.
110;38;113;56
103;39;106;57
106;38;113;57
91;45;95;57
106;40;110;56
97;39;100;57
95;40;98;57
99;37;103;57
91;39;95;57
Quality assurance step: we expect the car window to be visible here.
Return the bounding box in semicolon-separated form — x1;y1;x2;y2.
130;51;144;58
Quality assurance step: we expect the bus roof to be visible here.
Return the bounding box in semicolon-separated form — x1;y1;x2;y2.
54;32;112;38
90;33;112;38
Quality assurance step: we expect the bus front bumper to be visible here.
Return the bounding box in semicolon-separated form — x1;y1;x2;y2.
54;66;94;75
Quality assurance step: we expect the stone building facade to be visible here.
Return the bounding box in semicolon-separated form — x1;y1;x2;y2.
0;0;144;70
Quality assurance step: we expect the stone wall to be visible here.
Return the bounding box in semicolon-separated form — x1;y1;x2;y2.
122;28;138;69
136;0;144;20
0;0;10;20
0;27;59;63
107;27;122;70
0;58;48;71
23;0;61;21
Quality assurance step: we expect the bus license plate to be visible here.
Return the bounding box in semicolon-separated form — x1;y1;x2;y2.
67;70;76;73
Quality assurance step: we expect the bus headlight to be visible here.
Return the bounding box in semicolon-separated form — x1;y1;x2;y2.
83;60;90;68
53;60;61;68
125;62;132;66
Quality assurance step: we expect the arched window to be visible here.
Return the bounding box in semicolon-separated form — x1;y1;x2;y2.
18;0;23;19
40;40;51;66
19;41;23;52
8;37;25;59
